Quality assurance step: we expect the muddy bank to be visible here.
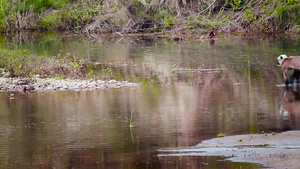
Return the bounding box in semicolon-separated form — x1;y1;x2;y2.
158;131;300;168
0;77;138;92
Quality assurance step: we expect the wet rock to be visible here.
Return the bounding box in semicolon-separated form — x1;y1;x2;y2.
62;85;68;89
16;79;31;85
22;85;35;92
108;80;117;84
165;83;173;88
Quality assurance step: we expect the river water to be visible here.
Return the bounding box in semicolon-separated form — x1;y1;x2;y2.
0;32;300;168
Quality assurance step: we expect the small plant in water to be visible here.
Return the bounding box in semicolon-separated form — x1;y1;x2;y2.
129;110;135;128
129;110;135;142
238;138;243;142
272;132;276;135
217;133;226;137
264;132;268;136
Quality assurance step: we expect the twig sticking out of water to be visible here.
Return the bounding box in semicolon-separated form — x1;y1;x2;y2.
129;110;135;143
129;110;135;128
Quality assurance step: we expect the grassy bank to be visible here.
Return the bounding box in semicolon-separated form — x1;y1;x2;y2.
0;0;299;34
0;49;90;78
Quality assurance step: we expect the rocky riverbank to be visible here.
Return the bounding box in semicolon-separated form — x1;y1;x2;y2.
0;77;138;92
158;131;300;168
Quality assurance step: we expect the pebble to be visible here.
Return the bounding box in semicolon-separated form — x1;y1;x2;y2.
0;77;139;92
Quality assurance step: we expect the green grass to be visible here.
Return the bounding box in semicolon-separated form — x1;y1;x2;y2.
0;49;86;78
40;11;62;28
217;133;226;137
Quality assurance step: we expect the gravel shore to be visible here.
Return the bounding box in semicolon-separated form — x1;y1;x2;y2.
0;77;138;92
158;131;300;168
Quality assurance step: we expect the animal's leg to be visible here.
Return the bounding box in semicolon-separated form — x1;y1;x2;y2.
291;69;300;83
283;68;290;85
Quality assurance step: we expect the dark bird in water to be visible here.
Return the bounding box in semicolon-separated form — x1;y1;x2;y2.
209;30;215;39
208;29;216;45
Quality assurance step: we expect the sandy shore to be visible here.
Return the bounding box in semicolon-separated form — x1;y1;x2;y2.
158;131;300;168
0;77;138;92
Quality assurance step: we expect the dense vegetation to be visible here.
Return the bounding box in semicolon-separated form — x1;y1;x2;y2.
0;0;298;34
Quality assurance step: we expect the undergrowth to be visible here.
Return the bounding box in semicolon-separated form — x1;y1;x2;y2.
0;0;298;33
0;49;88;78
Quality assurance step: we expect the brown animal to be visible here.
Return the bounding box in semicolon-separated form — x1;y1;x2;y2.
277;54;300;85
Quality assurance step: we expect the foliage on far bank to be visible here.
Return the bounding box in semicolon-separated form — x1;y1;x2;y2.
0;0;299;34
